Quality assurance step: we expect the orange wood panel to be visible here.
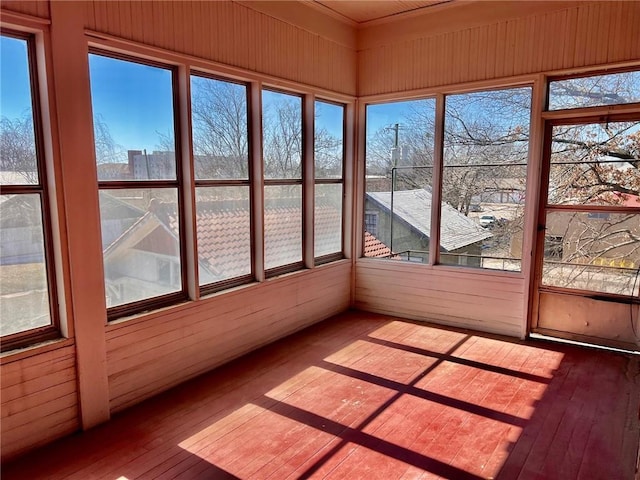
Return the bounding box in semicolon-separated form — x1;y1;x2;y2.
359;1;640;96
81;0;357;95
0;0;49;18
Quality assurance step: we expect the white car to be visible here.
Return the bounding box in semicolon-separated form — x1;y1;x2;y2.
479;215;496;227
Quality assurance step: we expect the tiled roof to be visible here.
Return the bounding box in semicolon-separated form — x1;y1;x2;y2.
364;231;392;258
366;189;492;251
193;200;343;276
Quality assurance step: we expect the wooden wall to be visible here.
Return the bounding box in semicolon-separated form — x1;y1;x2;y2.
358;1;640;96
83;0;356;95
1;345;79;460
355;260;524;337
0;0;49;18
107;262;351;412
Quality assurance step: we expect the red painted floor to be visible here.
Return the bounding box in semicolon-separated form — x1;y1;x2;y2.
3;311;639;479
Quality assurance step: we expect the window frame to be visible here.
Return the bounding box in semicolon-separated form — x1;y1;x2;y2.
0;28;60;351
314;97;346;265
190;71;255;296
546;65;640;112
88;48;189;321
261;87;306;277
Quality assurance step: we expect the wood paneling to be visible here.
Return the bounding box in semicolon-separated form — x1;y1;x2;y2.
355;260;524;337
358;1;640;96
1;345;79;461
83;0;357;95
536;292;639;350
0;0;49;19
106;262;351;412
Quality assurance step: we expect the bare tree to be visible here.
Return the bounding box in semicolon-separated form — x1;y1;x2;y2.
191;77;248;178
0;115;38;184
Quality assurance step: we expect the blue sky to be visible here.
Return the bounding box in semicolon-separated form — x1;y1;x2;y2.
2;37;398;158
1;36;33;120
88;53;175;155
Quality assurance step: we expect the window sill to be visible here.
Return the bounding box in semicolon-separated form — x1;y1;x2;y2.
0;336;74;365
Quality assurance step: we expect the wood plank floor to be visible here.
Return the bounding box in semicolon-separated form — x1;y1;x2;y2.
3;311;639;479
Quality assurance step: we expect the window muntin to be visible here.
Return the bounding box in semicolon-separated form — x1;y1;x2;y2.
364;99;436;261
191;75;252;291
0;32;57;349
548;71;640;111
441;87;532;272
314;100;344;260
89;52;185;316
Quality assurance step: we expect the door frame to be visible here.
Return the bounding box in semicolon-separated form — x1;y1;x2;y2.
530;108;640;349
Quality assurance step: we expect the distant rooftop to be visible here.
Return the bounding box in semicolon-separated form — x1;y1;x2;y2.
366;188;492;251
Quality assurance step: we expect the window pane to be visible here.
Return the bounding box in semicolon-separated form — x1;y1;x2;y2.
440;87;531;271
364;98;436;261
549;71;640;110
1;35;38;185
100;188;181;307
89;54;176;181
548;121;640;206
196;186;251;285
264;185;302;269
315;183;342;257
0;194;51;335
315;101;343;179
262;90;302;179
541;211;640;296
191;76;248;180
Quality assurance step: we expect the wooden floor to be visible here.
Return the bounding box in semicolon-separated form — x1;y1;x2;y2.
4;311;639;479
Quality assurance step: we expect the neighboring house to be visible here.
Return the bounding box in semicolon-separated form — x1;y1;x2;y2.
0;195;46;265
101;192;344;306
475;177;526;204
365;188;492;266
511;192;640;268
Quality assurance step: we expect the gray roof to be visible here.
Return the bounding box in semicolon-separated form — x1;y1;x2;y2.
366;189;492;251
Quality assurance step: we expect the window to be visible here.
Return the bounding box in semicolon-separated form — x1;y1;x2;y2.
548;70;640;110
191;74;252;292
364;99;436;263
314;100;344;260
541;119;640;296
89;52;185;318
364;211;379;237
0;30;58;350
441;87;531;271
262;89;303;272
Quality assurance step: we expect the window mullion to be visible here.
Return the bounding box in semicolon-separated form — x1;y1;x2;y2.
178;64;198;300
249;81;265;282
430;93;445;266
303;93;315;269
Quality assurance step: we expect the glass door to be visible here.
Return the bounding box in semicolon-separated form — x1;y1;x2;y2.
533;117;640;350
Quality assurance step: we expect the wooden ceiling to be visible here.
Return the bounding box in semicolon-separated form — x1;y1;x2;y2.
311;0;455;25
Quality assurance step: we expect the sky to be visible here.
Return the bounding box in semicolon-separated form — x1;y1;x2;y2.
3;36;454;163
2;36;385;161
1;36;33;121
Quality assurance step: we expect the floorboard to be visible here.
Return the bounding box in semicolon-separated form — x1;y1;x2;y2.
3;311;639;480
